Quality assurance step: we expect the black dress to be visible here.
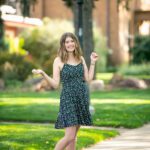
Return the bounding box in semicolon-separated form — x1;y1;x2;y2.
55;63;92;129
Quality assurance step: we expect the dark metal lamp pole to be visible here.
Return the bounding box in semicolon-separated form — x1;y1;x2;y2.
77;0;83;49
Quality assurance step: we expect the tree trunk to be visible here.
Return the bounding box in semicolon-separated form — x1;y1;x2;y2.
83;0;94;68
0;11;5;51
72;0;94;69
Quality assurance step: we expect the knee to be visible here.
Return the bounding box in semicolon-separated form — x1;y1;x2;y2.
65;135;76;143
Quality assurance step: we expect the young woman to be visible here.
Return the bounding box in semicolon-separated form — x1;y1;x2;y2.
32;32;98;150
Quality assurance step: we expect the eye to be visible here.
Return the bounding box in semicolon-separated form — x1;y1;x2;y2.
65;40;69;44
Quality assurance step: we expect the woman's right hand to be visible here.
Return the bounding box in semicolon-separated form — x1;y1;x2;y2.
32;69;44;75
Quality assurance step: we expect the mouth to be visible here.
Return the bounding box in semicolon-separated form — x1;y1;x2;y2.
68;46;75;50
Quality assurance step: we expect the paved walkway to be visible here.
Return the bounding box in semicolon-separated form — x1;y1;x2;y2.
84;124;150;150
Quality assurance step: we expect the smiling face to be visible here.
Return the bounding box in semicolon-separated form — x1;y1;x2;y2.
65;36;75;53
58;32;82;63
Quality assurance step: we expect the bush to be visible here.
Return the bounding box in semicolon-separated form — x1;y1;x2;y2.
94;27;108;72
5;80;23;89
7;37;27;55
0;52;36;81
130;35;150;64
20;18;74;75
118;63;150;75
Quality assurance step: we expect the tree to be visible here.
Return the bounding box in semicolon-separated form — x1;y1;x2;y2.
0;10;5;51
64;0;133;68
63;0;96;68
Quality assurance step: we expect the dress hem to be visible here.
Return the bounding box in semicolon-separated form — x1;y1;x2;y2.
55;123;93;129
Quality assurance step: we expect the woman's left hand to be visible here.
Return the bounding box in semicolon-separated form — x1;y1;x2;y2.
90;52;99;63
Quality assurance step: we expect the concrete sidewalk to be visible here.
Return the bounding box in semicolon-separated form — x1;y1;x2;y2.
84;123;150;150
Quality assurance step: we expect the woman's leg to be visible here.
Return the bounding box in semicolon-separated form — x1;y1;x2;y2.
66;125;80;150
54;126;77;150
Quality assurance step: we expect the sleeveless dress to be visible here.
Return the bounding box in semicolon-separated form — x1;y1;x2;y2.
55;62;92;129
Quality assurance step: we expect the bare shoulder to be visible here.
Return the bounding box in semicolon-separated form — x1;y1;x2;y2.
53;57;62;65
53;57;63;70
54;56;61;62
81;56;86;63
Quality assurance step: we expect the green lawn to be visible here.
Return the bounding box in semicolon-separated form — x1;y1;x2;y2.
0;123;117;150
0;87;150;150
96;73;113;83
0;88;150;128
96;72;150;83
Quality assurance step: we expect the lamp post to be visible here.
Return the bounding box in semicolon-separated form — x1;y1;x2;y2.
77;0;83;49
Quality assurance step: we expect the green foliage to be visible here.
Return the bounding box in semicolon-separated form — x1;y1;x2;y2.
118;63;150;75
94;27;108;72
130;35;150;64
0;38;8;51
5;80;23;89
0;52;36;81
20;18;74;75
8;37;27;55
0;20;8;51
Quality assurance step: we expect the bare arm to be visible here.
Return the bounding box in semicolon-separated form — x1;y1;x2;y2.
81;52;98;83
32;57;61;89
88;60;96;82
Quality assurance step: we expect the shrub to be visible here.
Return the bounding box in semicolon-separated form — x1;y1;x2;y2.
8;37;27;55
20;18;74;75
94;27;108;72
130;35;150;64
0;52;36;81
118;63;150;75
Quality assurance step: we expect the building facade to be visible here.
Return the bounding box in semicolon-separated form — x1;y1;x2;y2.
9;0;149;65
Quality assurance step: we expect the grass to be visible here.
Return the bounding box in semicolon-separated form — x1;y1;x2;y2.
0;123;118;150
96;72;150;83
1;87;149;99
1;71;149;149
125;74;150;79
96;73;113;83
0;88;150;128
91;88;150;99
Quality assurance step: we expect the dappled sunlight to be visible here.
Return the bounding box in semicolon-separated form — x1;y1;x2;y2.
0;98;59;106
0;123;117;150
91;99;150;104
78;131;104;142
0;98;150;107
1;125;27;133
96;73;113;83
0;123;63;149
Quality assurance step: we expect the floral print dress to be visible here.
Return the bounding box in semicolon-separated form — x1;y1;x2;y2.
55;62;92;129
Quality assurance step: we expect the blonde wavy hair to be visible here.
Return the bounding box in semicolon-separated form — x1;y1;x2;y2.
57;32;82;63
